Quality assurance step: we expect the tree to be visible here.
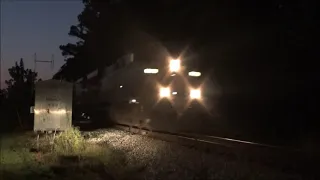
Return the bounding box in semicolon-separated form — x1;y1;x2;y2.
0;89;8;132
54;0;107;81
0;89;7;107
4;58;38;130
55;0;251;80
54;0;176;81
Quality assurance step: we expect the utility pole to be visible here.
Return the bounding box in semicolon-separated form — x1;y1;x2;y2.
34;53;54;73
32;53;55;94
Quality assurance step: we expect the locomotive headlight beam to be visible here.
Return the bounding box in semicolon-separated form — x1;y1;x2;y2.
188;71;201;77
34;109;67;114
144;68;159;74
169;59;181;72
190;89;201;100
159;87;171;98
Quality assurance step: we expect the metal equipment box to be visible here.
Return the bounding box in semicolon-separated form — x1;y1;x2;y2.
34;80;73;132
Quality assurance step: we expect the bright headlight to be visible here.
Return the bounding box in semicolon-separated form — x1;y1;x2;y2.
159;87;170;98
190;89;201;99
169;59;181;72
144;68;159;74
188;71;201;77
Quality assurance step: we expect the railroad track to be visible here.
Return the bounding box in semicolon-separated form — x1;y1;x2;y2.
114;122;320;177
113;123;304;153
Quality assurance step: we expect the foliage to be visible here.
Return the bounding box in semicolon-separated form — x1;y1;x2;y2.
54;127;86;155
54;0;213;81
5;58;37;89
1;58;38;131
55;0;318;77
0;134;29;167
0;88;7;105
54;0;106;81
54;0;164;81
0;131;131;180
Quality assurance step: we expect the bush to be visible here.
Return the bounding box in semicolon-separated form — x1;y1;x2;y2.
54;127;86;155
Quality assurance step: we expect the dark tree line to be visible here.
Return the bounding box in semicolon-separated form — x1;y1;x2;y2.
54;0;318;145
0;59;40;132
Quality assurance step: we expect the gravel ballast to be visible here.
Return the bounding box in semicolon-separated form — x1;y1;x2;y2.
86;129;312;180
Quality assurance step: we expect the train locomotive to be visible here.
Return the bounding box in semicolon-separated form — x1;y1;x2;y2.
88;54;222;134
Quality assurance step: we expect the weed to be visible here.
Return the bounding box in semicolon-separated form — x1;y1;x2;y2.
53;127;86;156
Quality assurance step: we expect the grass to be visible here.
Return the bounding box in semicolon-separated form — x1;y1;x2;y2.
0;128;132;180
2;128;315;180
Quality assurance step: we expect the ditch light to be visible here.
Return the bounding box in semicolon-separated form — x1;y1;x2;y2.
188;71;201;77
159;87;170;98
169;59;181;72
190;89;201;100
144;68;159;74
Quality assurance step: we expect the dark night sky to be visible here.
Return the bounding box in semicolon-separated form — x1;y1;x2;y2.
1;1;83;87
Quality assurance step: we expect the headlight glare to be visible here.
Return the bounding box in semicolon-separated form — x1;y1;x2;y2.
144;68;159;74
188;71;201;77
159;87;170;98
190;89;201;99
169;59;181;72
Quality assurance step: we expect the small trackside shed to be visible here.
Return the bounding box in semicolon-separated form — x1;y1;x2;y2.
34;80;73;132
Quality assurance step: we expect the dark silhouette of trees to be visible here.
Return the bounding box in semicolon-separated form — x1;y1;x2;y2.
1;58;38;132
53;0;93;81
55;0;317;80
54;0;130;81
0;89;7;107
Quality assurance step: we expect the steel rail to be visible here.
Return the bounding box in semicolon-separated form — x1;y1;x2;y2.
114;123;303;153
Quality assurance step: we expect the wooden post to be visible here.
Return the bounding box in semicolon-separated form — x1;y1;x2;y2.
51;129;57;151
36;133;40;151
139;121;142;134
129;119;133;133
